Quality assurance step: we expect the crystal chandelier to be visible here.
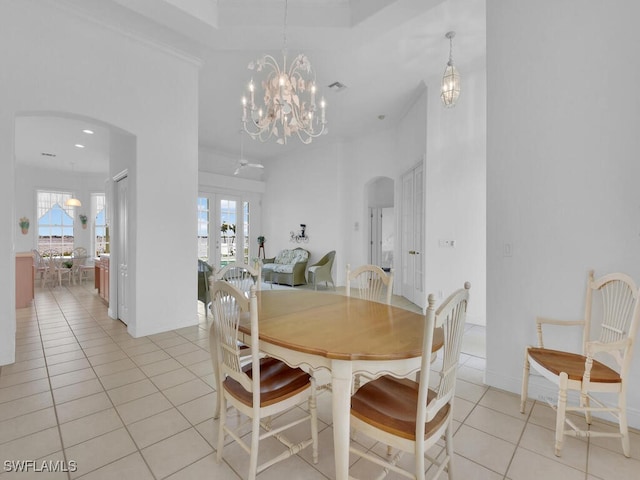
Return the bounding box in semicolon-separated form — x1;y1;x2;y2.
441;31;461;108
241;0;327;145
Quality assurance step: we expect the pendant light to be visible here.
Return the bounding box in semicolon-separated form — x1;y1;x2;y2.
441;31;461;108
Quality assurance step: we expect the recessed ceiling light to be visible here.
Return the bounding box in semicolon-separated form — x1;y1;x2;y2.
82;129;94;135
75;144;85;148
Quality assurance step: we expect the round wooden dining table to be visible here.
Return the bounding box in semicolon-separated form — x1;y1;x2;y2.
236;289;442;480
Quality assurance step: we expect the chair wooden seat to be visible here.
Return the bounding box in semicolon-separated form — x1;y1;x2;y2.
224;357;311;407
351;376;450;441
528;347;621;383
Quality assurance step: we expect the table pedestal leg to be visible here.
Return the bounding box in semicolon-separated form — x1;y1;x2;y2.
331;360;352;480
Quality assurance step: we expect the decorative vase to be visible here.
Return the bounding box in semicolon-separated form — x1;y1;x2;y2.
21;227;28;235
82;223;87;230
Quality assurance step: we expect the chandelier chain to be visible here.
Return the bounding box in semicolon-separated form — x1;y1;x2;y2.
283;0;288;52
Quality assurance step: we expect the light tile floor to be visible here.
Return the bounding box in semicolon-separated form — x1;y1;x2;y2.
1;284;639;479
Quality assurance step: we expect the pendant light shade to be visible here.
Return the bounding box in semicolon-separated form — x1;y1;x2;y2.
441;31;461;108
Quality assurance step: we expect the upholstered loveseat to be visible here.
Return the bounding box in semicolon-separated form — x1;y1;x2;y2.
262;247;309;286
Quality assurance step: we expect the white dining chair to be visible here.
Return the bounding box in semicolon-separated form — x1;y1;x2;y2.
212;261;261;295
349;283;471;480
346;263;394;305
521;270;640;457
346;263;395;391
209;281;318;479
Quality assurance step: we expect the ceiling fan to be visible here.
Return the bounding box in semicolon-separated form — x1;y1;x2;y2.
234;130;264;175
234;158;264;175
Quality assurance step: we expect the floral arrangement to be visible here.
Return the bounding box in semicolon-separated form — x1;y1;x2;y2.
19;217;29;229
79;214;88;225
257;235;266;245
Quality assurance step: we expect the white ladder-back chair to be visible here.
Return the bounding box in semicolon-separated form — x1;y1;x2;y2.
213;261;262;295
521;270;640;457
209;281;318;479
346;264;394;305
349;283;470;480
51;255;73;286
208;264;259;419
39;249;60;287
346;263;395;392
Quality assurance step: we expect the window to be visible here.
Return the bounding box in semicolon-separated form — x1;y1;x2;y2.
93;193;107;256
37;190;75;254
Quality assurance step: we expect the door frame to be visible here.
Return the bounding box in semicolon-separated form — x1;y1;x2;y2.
400;160;426;309
110;169;129;324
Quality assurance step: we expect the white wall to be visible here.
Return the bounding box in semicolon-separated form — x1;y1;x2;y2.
0;0;200;364
263;142;345;278
486;0;640;427
262;80;486;314
423;66;487;325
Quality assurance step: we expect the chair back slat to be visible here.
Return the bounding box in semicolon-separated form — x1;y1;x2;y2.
420;282;470;426
346;264;394;305
589;272;640;371
210;281;253;392
599;279;636;343
213;262;261;295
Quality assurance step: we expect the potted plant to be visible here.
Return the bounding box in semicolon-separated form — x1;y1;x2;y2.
79;214;88;229
257;235;265;246
19;217;29;234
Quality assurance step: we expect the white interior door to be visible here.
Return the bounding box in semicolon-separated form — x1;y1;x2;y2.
401;162;425;308
116;176;129;324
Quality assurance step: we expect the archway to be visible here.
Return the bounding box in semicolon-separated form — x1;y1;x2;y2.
14;111;136;328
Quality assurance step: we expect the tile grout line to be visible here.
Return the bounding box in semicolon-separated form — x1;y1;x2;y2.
34;288;73;480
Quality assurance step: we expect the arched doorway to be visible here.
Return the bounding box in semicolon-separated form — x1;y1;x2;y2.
14;111;136;327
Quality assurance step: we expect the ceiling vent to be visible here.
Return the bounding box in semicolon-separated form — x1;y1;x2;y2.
328;81;347;92
41;152;57;157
